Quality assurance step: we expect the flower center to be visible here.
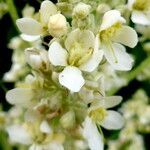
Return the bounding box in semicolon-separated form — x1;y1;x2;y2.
133;0;150;11
68;42;93;67
89;107;107;124
99;23;122;63
99;22;122;42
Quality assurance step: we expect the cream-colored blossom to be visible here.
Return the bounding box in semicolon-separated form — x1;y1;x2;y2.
98;10;138;71
82;117;104;150
48;29;103;92
128;0;150;25
25;47;50;72
16;0;67;40
88;96;124;130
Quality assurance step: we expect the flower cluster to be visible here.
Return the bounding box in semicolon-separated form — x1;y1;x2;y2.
108;89;150;150
3;0;146;150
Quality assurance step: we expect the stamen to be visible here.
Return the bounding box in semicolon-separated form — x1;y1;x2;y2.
107;40;118;63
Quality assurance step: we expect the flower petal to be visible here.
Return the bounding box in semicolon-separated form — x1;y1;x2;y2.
100;10;126;31
40;120;52;134
47;142;64;150
80;50;103;72
103;43;134;71
102;96;122;108
127;0;136;10
48;41;68;66
59;66;85;92
91;96;122;109
65;29;95;51
6;124;32;145
6;88;34;107
131;11;150;25
16;18;43;35
113;25;138;48
21;34;40;42
101;111;124;130
40;0;57;25
29;144;43;150
83;117;104;150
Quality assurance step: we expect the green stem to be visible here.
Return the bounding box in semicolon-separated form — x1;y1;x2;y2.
108;56;150;95
5;0;19;26
0;80;7;92
0;130;12;150
126;56;150;81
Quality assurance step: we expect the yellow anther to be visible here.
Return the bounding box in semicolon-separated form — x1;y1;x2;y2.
89;107;107;124
68;42;93;66
133;0;150;11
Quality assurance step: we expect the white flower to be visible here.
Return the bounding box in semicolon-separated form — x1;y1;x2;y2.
3;63;24;82
29;142;64;150
16;0;67;40
40;120;53;134
5;75;44;108
73;2;91;19
6;88;34;107
98;10;138;71
88;96;124;130
48;29;103;92
6;124;32;145
128;0;150;25
48;13;67;37
25;47;50;72
82;117;104;150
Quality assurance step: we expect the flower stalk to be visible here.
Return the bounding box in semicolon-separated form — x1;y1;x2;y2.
5;0;19;26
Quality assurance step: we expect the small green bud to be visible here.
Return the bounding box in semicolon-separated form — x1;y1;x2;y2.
73;2;91;19
97;3;110;14
60;111;76;129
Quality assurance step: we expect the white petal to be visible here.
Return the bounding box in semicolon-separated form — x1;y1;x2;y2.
6;88;34;107
16;18;43;35
92;96;122;109
40;120;52;134
6;124;32;145
47;142;64;150
102;96;122;108
100;10;126;31
48;41;68;66
65;29;95;51
131;11;150;25
29;144;43;150
113;25;138;48
21;34;40;42
83;117;104;150
80;50;103;72
59;66;85;92
127;0;135;10
101;111;124;130
40;0;57;25
103;43;134;71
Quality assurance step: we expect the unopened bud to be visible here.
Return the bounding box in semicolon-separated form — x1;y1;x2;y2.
48;14;67;37
25;48;49;71
60;111;75;129
73;2;91;19
97;3;110;14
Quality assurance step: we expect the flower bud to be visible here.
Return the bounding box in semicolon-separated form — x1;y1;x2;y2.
97;3;110;14
73;2;91;19
60;111;75;129
25;48;49;72
48;14;67;37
